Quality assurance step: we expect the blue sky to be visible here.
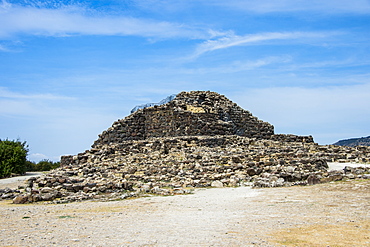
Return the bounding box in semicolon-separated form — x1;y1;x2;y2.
1;0;370;162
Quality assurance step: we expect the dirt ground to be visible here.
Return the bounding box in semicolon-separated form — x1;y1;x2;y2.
0;178;369;247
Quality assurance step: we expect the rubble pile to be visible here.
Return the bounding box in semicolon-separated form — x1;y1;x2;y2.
6;91;370;203
92;91;275;147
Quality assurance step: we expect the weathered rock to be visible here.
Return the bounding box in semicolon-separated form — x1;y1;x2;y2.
321;171;344;183
86;91;276;149
7;91;369;203
13;194;29;204
40;187;54;193
307;174;321;185
41;193;56;201
211;180;224;188
1;193;15;199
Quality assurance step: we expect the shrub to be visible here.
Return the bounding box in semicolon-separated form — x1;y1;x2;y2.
33;159;60;171
25;160;37;172
0;139;29;178
27;159;60;172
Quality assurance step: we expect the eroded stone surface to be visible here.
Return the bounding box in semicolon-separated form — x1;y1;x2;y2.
91;91;275;147
4;91;370;203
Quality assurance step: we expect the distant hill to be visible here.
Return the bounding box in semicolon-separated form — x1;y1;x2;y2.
333;136;370;147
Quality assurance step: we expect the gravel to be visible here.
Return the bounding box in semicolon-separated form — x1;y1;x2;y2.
1;179;369;247
0;172;43;190
328;162;370;171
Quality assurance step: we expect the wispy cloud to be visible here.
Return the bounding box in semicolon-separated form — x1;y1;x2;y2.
182;56;292;74
28;153;49;162
0;87;118;161
0;43;9;51
0;1;207;39
131;0;370;14
192;31;338;58
284;58;370;71
0;87;73;101
0;87;75;118
210;0;370;14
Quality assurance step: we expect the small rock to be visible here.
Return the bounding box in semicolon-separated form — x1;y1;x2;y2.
13;195;29;204
41;193;56;201
346;174;355;179
211;180;223;188
1;193;15;199
40;187;54;193
307;174;321;185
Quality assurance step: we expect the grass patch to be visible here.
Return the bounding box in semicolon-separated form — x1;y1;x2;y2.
58;215;75;219
270;220;370;247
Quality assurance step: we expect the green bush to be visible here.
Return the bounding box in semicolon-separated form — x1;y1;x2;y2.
0;139;29;178
36;160;60;171
26;159;60;172
25;160;36;172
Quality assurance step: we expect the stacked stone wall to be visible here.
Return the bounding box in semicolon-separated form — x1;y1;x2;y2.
9;91;370;204
271;134;314;143
14;135;365;203
93;91;274;148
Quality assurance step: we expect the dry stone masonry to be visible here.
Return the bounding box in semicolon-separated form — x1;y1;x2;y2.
92;91;274;147
8;91;370;203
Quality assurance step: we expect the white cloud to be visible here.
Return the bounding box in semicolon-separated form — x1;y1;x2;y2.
133;0;193;12
284;59;360;70
181;56;292;74
0;1;207;39
0;87;76;117
0;87;74;100
131;0;370;14
219;56;290;72
29;153;49;162
0;87;118;161
0;44;8;51
0;99;38;116
192;31;337;58
211;0;370;14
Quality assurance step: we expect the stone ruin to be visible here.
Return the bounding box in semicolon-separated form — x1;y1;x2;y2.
91;91;275;146
7;91;370;203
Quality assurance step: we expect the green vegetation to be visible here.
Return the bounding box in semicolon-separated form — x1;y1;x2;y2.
0;139;29;178
58;215;75;219
27;159;60;172
0;139;60;178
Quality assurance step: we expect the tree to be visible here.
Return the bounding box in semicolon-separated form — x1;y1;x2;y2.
25;159;60;172
0;139;29;178
33;159;60;171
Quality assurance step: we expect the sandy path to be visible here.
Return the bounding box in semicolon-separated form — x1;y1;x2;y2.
1;179;369;247
0;172;43;190
327;162;370;171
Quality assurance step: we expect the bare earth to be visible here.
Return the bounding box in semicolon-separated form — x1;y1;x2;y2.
0;172;43;190
1;178;369;247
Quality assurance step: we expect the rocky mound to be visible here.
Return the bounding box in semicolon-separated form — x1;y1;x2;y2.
7;91;370;204
334;136;370;147
92;91;275;147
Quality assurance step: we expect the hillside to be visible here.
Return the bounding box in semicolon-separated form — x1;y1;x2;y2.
334;136;370;147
